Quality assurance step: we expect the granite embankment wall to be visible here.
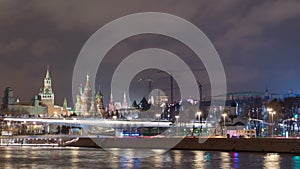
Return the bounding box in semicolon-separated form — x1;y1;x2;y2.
67;137;300;154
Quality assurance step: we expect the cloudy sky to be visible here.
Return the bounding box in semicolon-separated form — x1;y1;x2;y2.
0;0;300;106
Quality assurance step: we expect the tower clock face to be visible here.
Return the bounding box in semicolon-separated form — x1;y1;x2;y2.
45;88;49;93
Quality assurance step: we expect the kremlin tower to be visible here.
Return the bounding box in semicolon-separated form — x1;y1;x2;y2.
39;66;55;116
122;92;128;109
108;92;115;116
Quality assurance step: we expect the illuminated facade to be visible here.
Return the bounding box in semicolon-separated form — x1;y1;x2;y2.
39;66;55;116
39;66;71;117
1;87;47;117
75;75;103;117
96;90;106;118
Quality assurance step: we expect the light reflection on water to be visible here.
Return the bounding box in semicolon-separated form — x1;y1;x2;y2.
0;147;298;169
264;153;280;169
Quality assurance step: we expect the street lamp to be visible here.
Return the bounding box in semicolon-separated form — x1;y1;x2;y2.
222;113;227;135
156;114;160;135
197;111;202;136
269;111;276;137
175;115;179;136
266;108;273;136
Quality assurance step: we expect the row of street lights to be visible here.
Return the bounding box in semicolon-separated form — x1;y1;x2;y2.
267;108;276;137
250;107;300;137
173;111;202;136
113;107;286;138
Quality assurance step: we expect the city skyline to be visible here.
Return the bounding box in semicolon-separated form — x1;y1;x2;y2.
0;1;300;106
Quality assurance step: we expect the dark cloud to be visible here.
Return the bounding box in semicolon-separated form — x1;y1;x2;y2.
0;0;299;106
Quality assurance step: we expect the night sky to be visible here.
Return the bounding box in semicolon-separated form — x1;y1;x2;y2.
1;0;300;106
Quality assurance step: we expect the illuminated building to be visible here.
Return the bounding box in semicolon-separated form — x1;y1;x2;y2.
38;66;72;117
1;87;47;117
74;74;104;117
39;65;55;116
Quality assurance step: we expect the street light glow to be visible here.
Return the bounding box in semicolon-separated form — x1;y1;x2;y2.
269;111;276;137
222;113;227;135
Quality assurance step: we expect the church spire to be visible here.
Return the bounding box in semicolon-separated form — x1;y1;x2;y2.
85;74;90;88
122;92;128;108
110;92;113;104
264;85;270;101
79;83;83;95
108;91;115;113
63;97;68;108
96;85;103;99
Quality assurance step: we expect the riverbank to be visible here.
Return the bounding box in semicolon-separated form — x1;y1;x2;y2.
2;135;300;154
65;137;300;154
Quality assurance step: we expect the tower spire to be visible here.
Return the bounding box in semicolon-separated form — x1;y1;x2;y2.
122;92;127;108
39;65;55;116
110;92;113;104
84;73;91;91
79;83;83;95
63;97;68;108
46;65;50;79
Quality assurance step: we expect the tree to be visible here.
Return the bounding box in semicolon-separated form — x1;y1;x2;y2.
132;100;139;109
139;97;151;111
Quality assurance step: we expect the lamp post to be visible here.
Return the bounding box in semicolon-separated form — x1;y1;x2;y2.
197;111;202;136
266;108;273;136
222;113;227;135
175;115;179;136
156;114;160;135
269;111;276;137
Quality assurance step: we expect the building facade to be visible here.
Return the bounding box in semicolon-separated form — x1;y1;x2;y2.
39;66;55;116
1;87;47;117
38;66;71;117
75;75;104;117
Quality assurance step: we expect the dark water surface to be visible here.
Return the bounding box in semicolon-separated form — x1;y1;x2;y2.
0;146;299;169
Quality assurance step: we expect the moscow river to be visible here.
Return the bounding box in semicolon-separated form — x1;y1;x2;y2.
0;146;299;169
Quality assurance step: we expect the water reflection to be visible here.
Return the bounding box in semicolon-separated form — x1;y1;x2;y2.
0;147;298;168
264;153;280;169
231;152;240;169
173;150;183;166
294;156;300;169
71;147;79;168
3;147;12;169
221;152;230;169
153;150;164;168
193;151;205;168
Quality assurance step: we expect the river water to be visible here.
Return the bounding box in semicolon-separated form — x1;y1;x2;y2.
0;146;298;169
